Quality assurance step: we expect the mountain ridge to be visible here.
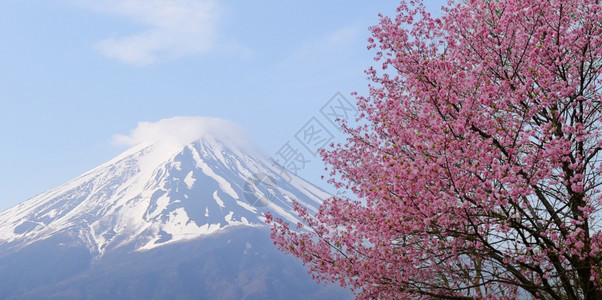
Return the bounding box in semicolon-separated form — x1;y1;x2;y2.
0;117;326;258
0;117;350;299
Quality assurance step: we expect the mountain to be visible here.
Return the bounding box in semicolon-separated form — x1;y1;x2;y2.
0;117;349;299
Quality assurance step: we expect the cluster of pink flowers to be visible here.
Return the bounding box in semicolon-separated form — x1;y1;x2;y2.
269;0;602;298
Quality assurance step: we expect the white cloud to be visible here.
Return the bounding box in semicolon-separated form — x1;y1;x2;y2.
83;0;219;66
112;116;260;153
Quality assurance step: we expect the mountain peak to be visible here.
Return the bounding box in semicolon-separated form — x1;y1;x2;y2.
0;117;348;299
0;117;327;256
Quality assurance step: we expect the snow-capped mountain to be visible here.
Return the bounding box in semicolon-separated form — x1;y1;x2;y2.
0;117;325;257
0;117;348;299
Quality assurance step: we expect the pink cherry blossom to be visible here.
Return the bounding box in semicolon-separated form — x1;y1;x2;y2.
268;0;602;298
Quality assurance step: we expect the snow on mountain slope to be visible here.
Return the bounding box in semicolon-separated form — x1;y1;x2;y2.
0;117;328;257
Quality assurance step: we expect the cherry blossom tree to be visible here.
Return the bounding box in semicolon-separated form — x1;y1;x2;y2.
267;0;602;299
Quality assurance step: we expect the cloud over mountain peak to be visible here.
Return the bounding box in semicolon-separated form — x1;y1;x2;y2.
112;116;258;152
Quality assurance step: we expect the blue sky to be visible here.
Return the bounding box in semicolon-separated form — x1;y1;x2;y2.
0;0;445;211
